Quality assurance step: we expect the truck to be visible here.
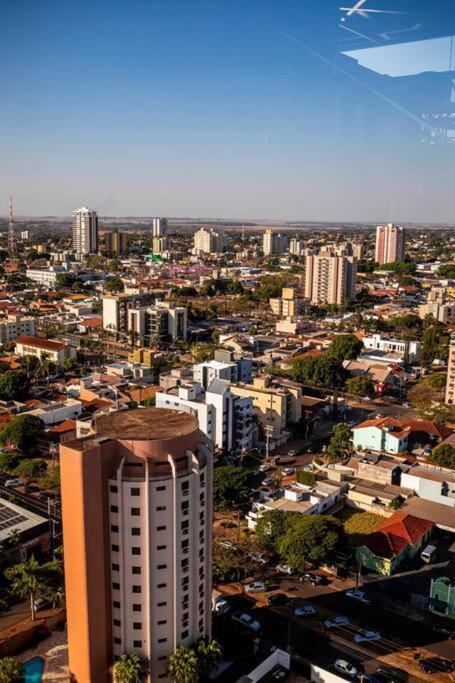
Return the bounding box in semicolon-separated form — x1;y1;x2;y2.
212;589;230;615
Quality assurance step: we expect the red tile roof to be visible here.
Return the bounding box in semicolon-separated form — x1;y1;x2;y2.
352;416;451;440
364;512;433;559
15;336;67;352
48;419;77;434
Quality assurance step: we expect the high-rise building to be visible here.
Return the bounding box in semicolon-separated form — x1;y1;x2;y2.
72;207;98;255
263;229;287;256
103;231;128;256
193;228;226;255
304;252;357;304
152;217;168;238
127;301;187;344
152;236;168;254
61;408;213;683
288;237;304;257
375;224;405;265
102;293;155;334
446;339;455;404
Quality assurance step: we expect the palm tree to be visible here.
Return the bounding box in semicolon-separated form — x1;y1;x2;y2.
0;656;22;682
113;653;148;683
4;555;61;621
168;645;199;683
196;638;222;679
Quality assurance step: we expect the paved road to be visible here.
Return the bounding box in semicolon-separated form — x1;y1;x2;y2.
0;600;31;631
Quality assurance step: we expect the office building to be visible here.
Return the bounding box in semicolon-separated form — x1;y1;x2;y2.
103;231;128;256
375;224;405;265
193;228;226;255
446;339;455;404
102;293;155;335
61;408;213;682
269;287;308;318
72;207;99;255
263;229;287;256
128;301;187;344
152;217;168;238
304;252;357;304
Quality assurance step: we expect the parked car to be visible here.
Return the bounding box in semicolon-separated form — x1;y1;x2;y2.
262;477;275;486
244;581;267;593
354;629;380;644
5;479;22;489
402;402;410;408
419;657;452;674
300;572;323;586
288;449;298;456
34;597;52;612
324;615;350;629
281;467;294;476
334;659;358;678
259;464;274;473
248;552;268;565
267;593;289;606
294;604;316;617
346;589;372;605
218;540;235;550
232;611;261;632
275;563;293;575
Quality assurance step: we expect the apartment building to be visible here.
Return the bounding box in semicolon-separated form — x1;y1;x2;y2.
72;207;99;255
193;228;226;255
288;237;304;257
230;375;301;443
61;408;213;682
156;378;254;453
127;302;187;344
269;287;308;318
152;236;168;254
102;231;129;256
304;252;357;305
193;349;252;389
102;293;155;334
375;224;405;264
263;229;287;256
419;287;455;325
14;335;76;365
152;217;168;237
446;339;455;404
0;314;37;343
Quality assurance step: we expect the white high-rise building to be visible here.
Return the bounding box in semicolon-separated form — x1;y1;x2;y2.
61;408;213;682
289;237;304;256
193;228;226;255
72;207;98;255
152;217;168;238
375;224;405;265
304;252;357;305
263;229;287;256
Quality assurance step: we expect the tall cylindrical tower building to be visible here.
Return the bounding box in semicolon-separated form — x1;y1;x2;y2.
60;408;213;682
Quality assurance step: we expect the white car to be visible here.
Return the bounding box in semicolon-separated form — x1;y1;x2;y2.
354;629;380;644
334;659;358;678
281;467;294;476
346;589;372;605
275;563;293;575
244;581;267;593
259;464;273;473
218;540;235;549
288;449;298;456
5;479;22;488
294;604;316;617
232;611;261;632
403;402;410;408
248;552;268;565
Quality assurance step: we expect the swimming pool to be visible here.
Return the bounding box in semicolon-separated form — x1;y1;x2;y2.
22;657;44;683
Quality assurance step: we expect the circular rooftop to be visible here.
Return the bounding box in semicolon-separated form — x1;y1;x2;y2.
95;407;199;441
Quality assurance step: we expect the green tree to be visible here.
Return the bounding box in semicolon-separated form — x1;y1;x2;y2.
255;509;301;552
5;555;61;621
0;369;30;400
212;545;248;583
295;470;317;486
168;645;199;683
55;272;80;288
191;343;218;363
38;465;60;490
113;652;148;683
213;466;250;510
421;325;449;367
424;373;447;391
290;354;348;388
0;657;22;682
0;414;45;455
437;264;455;279
62;357;79;373
105;276;124;293
378;261;416;275
196;638;222;679
0;451;22;473
13;458;47;479
327;334;363;361
326;423;352;463
19;354;41;379
346;376;375;398
429;444;455;469
278;515;344;571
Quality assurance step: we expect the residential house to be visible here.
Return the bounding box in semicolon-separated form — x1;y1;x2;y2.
429;577;455;621
352;417;450;455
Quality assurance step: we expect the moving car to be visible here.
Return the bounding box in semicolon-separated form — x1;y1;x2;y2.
232;611;261;632
334;659;358;678
354;629;380;644
267;593;289;606
244;581;267;593
5;479;22;488
419;657;452;674
294;604;316;617
346;589;372;605
275;563;293;575
324;615;350;629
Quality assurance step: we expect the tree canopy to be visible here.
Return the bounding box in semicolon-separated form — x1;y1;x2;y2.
0;369;30;401
0;657;22;683
326;423;352;463
104;276;125;293
213;466;250;510
346;376;375;398
290;354;348;388
278;515;344;572
327;334;363;361
378;261;416;275
255;509;302;552
0;414;45;455
429;444;455;470
55;272;80;288
113;653;148;683
437;264;455;279
13;458;47;479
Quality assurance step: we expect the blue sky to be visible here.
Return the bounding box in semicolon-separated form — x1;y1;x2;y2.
1;0;454;222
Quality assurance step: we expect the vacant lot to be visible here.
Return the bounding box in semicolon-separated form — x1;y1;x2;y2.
335;507;383;547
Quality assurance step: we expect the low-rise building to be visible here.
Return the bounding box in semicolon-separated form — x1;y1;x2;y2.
269;287;308;318
26;398;83;425
362;333;420;364
352;417;450;455
400;463;455;508
429;577;455;621
0;314;37;343
0;496;49;565
26;264;68;286
14;335;77;365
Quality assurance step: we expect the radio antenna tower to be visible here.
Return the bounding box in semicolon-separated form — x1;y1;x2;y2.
8;195;16;254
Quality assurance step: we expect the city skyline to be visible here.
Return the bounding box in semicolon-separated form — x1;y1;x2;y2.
1;0;454;222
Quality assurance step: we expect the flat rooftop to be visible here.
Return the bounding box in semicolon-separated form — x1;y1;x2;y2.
95;407;198;441
0;497;47;543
